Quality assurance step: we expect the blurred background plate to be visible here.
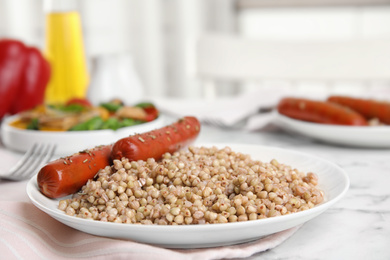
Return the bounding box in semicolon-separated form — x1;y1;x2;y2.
275;112;390;148
1;115;166;156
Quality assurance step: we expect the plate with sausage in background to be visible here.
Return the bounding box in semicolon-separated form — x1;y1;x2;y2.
27;116;349;248
275;96;390;148
0;99;165;155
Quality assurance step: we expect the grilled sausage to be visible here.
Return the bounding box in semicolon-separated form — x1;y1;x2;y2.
277;97;368;126
328;96;390;125
37;145;113;199
111;116;201;161
37;116;201;199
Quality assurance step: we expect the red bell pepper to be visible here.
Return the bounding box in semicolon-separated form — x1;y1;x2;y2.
0;39;27;119
10;46;51;114
66;98;92;108
136;102;159;122
0;39;50;119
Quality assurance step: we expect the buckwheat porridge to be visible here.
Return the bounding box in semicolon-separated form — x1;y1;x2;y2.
59;146;324;225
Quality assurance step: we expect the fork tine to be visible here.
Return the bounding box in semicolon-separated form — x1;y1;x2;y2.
9;144;44;179
33;144;57;171
15;144;56;180
9;143;57;181
6;143;39;176
202;118;227;128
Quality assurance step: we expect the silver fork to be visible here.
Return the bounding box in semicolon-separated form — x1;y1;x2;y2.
0;143;57;181
202;107;274;129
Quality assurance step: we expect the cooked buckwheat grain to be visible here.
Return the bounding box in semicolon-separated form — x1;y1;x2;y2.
59;146;324;225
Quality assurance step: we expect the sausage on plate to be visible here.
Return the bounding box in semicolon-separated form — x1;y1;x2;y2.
327;95;390;125
37;116;201;199
111;116;201;161
277;97;368;126
37;145;113;199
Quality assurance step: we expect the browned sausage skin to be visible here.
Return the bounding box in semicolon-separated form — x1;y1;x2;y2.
37;145;113;199
328;96;390;125
277;97;368;126
111;116;201;161
37;116;201;199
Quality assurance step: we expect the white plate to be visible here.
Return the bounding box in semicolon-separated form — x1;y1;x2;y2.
1;115;166;155
275;112;390;148
26;143;349;249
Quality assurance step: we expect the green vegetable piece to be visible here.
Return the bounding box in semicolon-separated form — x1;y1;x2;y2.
102;117;121;130
51;103;86;113
120;118;143;127
100;102;123;112
135;102;155;108
27;118;39;130
69;116;104;131
61;104;86;113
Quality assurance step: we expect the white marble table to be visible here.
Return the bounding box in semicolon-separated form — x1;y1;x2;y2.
1;123;389;259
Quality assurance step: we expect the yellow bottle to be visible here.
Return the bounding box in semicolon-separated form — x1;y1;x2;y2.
43;0;89;104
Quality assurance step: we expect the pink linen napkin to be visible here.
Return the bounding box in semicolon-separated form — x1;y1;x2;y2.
0;201;299;260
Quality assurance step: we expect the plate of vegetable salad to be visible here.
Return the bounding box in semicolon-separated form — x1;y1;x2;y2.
1;99;165;155
7;98;159;132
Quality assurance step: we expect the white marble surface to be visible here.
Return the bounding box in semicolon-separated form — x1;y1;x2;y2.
1;123;389;259
197;125;390;260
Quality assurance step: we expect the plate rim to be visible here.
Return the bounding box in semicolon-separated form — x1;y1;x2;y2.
1;114;165;136
275;111;390;147
275;111;390;131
